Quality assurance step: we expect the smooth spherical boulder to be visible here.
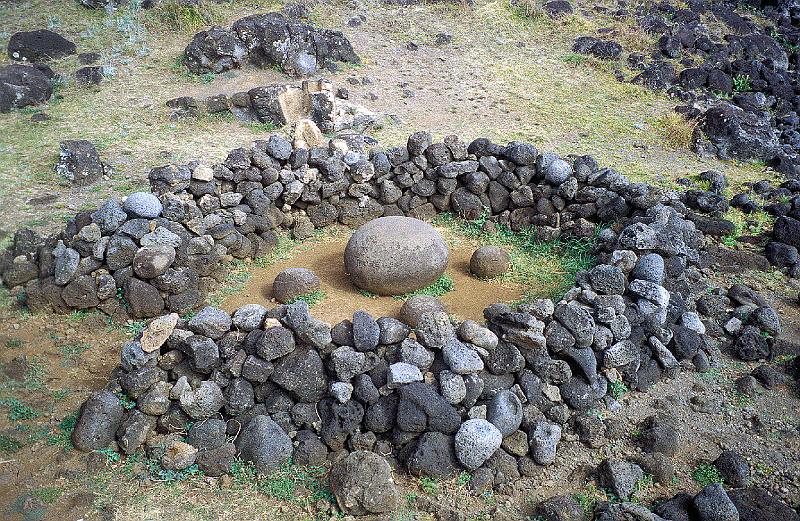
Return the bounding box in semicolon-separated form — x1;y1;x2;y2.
272;267;320;304
469;246;511;278
345;217;449;296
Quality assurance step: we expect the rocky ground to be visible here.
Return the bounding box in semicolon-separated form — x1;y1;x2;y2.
0;0;798;521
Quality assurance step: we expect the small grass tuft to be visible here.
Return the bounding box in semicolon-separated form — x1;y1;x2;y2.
2;397;38;421
608;379;629;399
732;74;751;93
115;390;137;410
562;52;588;66
433;210;597;304
231;459;333;504
632;473;654;502
149;0;224;32
419;476;439;495
32;487;64;504
5;337;24;349
287;290;327;307
24;356;47;390
393;274;455;301
573;483;607;515
0;433;23;454
692;463;723;487
47;411;79;452
651;112;698;150
59;341;91;367
721;207;774;248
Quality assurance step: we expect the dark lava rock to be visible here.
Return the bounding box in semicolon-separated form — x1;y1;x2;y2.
234;414;293;473
71;390;125;451
185;13;359;77
637;415;679;456
76;66;103;86
271;346;327;402
404;431;461;479
734;326;770;361
728;487;800;521
695;102;780;162
714;450;750;488
329;451;399;516
8;29;76;62
56;140;105;186
0;64;53;112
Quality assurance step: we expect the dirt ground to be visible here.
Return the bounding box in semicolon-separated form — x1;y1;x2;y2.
220;226;528;323
0;0;799;520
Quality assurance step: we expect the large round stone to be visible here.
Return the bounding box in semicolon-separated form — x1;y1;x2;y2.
344;217;448;296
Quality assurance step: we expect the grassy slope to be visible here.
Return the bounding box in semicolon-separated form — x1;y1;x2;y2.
0;0;779;236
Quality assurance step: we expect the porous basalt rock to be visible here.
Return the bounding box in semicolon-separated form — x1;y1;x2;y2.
184;13;359;77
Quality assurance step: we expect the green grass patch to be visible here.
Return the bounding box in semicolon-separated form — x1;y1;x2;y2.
433;210;597;303
732;74;751;93
419;477;439;495
245;121;280;133
287;290;327;307
358;289;379;299
208;259;253;306
231;459;333;504
393;275;455;301
632;474;654;502
115;390;137;410
124;320;147;338
5;337;24;349
59;341;91;367
573;483;607;515
608;380;629;399
68;309;92;322
47;411;79;452
692;463;723;487
32;487;64;504
0;433;23;454
561;52;588;65
721;207;774;247
2;397;38;421
24;356;47;390
148;0;224;32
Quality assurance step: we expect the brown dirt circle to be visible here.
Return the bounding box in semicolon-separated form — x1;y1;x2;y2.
220;231;526;323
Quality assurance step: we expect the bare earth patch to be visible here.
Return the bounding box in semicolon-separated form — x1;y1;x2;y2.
220;226;528;323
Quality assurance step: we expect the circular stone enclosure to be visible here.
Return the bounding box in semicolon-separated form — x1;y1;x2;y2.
344;216;449;296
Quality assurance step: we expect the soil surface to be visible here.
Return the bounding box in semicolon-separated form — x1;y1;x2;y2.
0;0;798;520
221;228;527;323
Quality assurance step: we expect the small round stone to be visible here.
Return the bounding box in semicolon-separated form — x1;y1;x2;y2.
469;246;511;279
272;268;320;304
345;216;449;296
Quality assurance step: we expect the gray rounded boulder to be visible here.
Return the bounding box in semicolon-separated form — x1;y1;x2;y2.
470;246;511;279
272;267;320;304
123;192;163;218
344;217;448;296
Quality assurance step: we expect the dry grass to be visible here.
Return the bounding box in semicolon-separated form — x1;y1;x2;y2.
147;0;227;33
0;0;782;237
651;112;699;150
